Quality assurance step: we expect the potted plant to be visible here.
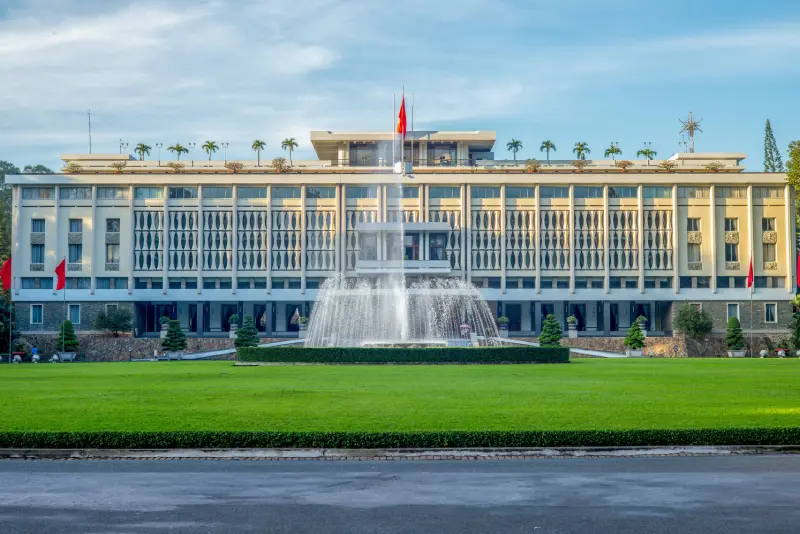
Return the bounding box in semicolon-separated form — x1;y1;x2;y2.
228;314;240;339
759;349;768;358
704;161;724;172
525;159;542;173
110;161;127;173
539;314;562;347
161;319;187;360
776;338;789;358
159;315;171;339
225;161;244;174
297;316;309;338
615;160;633;172
624;319;646;357
636;315;648;338
56;319;79;362
571;160;588;173
725;317;746;357
657;161;678;173
497;316;510;338
567;315;578;338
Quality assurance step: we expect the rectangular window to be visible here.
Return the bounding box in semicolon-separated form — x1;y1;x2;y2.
591;279;604;289
169;279;183;289
68;244;82;263
429;186;460;199
403;233;419;261
540;186;569;199
625;279;638;289
573;186;603;199
203;278;217;290
724;218;738;232
687;243;701;262
237;279;252;290
184;279;196;289
97;187;129;200
754;187;784;199
556;279;569;289
134;187;164;199
219;278;232;289
21;278;51;289
272;186;302;199
765;303;777;323
69;219;83;233
65;277;90;289
725;243;738;262
716;187;746;198
763;243;776;262
306;187;336;199
505;186;535;199
488;277;502;289
574;279;588;289
696;277;711;289
106;218;120;233
345;186;378;199
679;276;693;289
96;278;112;289
429;233;447;261
359;234;378;260
643;186;672;199
387;186;419;199
30;304;43;324
59;187;91;200
168;187;198;199
203;186;232;199
471;186;500;199
68;304;80;325
31;219;45;232
106;244;120;264
523;278;536;289
608;186;637;198
21;278;35;289
31;244;44;264
687;218;700;232
727;303;740;321
287;279;301;289
306;280;320;290
679;187;709;199
733;276;746;288
610;277;622;289
22;187;54;200
762;218;775;231
238;187;267;199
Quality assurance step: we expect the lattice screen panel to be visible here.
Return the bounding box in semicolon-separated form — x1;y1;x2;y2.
471;210;501;270
167;210;198;271
345;210;378;270
237;211;267;271
505;210;535;270
539;210;570;270
134;210;163;271
203;210;233;271
573;210;604;270
387;210;420;223
644;210;673;270
272;211;301;271
609;210;639;270
429;210;462;270
306;210;336;271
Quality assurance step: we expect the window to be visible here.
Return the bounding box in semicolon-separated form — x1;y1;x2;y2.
506;186;535;199
169;187;198;199
762;218;775;231
523;278;536;289
68;244;82;263
733;276;747;288
680;276;693;289
716;187;746;198
727;303;739;321
429;233;447;261
96;278;112;289
30;304;43;325
203;186;232;199
68;304;80;325
471;186;500;199
591;279;604;289
31;244;44;264
237;279;252;290
754;276;768;288
763;243;776;262
203;278;217;290
610;277;622;289
488;277;501;289
765;303;777;323
306;187;336;199
306;280;320;289
253;279;266;289
754;187;784;199
169;279;183;289
273;186;302;199
429;186;460;199
22;187;54;200
69;219;83;233
59;187;91;200
106;244;120;264
679;187;709;199
540;186;569;199
346;186;377;199
31;219;45;232
387;186;419;199
65;277;90;289
625;279;638;289
219;278;232;289
135;187;164;199
106;218;120;232
574;279;588;289
724;218;738;232
608;186;637;198
687;218;700;232
403;233;419;261
151;279;163;289
238;187;267;199
21;278;52;289
696;276;711;289
287;279;301;289
97;187;129;200
687;243;701;263
725;243;738;262
359;234;377;260
573;186;602;199
556;279;569;289
643;186;672;199
185;279;196;289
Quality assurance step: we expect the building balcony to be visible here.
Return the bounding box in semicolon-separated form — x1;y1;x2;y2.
355;259;452;275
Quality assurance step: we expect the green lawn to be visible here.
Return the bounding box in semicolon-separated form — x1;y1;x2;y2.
0;359;798;432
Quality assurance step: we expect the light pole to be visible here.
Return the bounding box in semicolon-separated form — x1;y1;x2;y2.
187;142;197;167
221;142;229;165
644;141;652;166
611;141;619;162
119;139;129;155
156;143;163;166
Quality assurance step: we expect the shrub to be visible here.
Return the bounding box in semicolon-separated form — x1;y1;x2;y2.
567;315;577;325
497;316;509;326
657;161;678;172
110;161;127;173
161;320;187;353
725;317;744;350
539;314;562;347
571;160;588;172
62;162;83;173
228;314;240;326
789;311;800;351
674;302;713;340
704;161;724;172
166;162;184;173
272;157;289;172
615;160;633;171
94;307;132;337
624;320;645;350
56;320;79;352
225;161;244;173
159;315;171;326
235;316;260;348
525;159;542;172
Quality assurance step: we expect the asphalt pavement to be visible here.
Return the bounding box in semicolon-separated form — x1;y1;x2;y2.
1;455;798;533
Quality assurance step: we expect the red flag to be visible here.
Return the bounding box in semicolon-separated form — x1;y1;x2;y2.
796;252;800;288
55;259;66;291
396;95;407;137
0;256;11;291
747;255;754;289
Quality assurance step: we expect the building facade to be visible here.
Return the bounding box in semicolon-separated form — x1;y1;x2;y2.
7;130;795;338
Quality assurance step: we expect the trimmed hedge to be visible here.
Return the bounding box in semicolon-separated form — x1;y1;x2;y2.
236;346;570;364
0;428;798;449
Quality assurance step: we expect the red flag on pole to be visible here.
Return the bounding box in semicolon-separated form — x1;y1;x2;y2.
796;252;800;288
55;259;66;291
0;256;11;291
747;255;754;289
396;95;407;138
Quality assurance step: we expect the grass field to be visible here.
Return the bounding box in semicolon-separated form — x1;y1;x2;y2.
0;359;798;432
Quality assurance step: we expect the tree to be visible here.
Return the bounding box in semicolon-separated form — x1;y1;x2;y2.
94;307;133;337
56;319;79;352
623;318;645;350
135;143;152;161
604;143;621;162
168;144;189;160
787;141;800;192
789;310;800;351
539;140;556;165
636;147;657;165
763;120;783;172
235;315;260;348
162;319;187;352
506;139;523;162
539;314;562;347
251;140;266;167
201;141;219;160
23;164;53;173
725;317;744;350
674;302;713;340
573;142;590;160
281;138;298;165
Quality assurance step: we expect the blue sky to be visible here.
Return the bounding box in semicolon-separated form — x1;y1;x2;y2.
1;0;799;170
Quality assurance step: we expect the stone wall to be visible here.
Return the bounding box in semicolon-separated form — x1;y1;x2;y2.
16;301;135;333
671;300;792;333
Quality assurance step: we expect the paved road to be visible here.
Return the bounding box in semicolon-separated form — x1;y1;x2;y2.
1;456;798;533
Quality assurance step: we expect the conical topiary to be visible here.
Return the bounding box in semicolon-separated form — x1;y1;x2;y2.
162;319;187;352
624;318;645;349
235;315;260;348
539;314;562;347
725;316;744;350
56;319;79;352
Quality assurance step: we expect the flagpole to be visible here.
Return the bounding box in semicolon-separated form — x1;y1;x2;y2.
411;92;415;167
62;257;66;355
392;93;396;170
401;87;405;170
750;288;753;357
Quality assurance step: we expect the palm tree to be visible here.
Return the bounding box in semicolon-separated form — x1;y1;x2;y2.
251;139;266;167
281;138;298;165
636;147;657;166
167;144;188;160
539;140;556;165
506;139;523;163
604;143;622;162
202;141;219;161
573;142;590;160
135;143;151;161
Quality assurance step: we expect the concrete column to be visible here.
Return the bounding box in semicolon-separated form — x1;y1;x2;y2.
747;185;754;296
300;184;307;293
53;185;60;295
672;184;679;295
709;184;716;293
162;186;168;295
266;185;272;294
466;185;472;282
638;184;644;293
231;185;238;294
603;301;611;335
785;184;793;293
569;184;575;294
500;185;506;294
265;302;274;336
334;184;341;273
603;185;610;294
90;185;97;294
534;301;542;334
196;301;204;338
128;185;134;295
535;185;541;294
197;185;204;294
648;300;656;331
10;186;19;295
460;184;466;280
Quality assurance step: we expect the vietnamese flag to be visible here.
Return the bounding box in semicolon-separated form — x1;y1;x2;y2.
0;256;11;291
55;258;66;291
747;255;754;289
396;95;407;138
796;252;800;288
